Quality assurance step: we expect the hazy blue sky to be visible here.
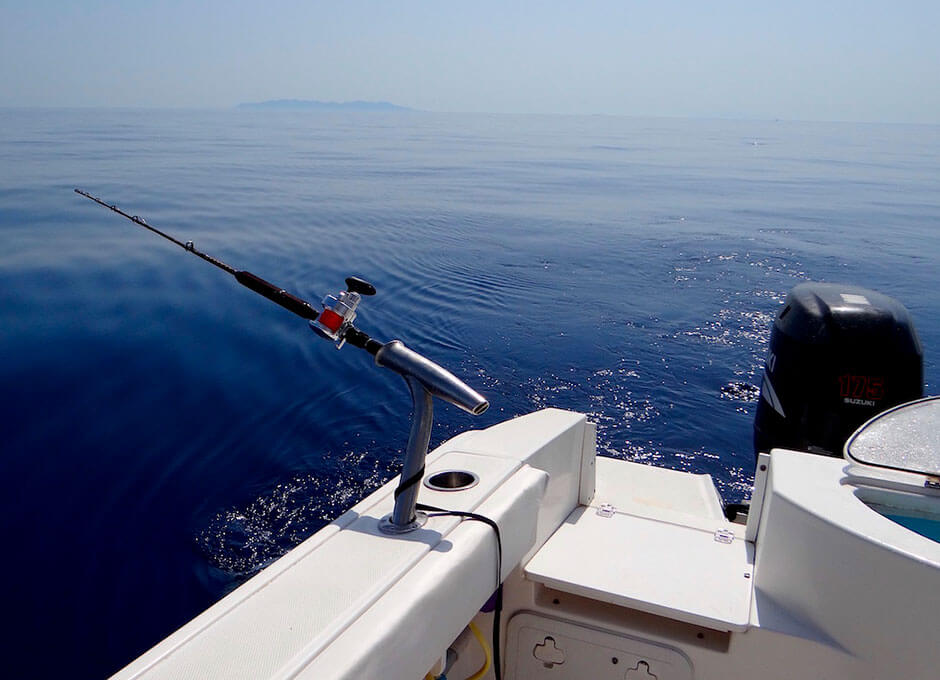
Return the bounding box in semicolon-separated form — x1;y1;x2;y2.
2;1;938;123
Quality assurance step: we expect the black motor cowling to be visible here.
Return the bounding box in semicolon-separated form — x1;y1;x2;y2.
754;282;923;458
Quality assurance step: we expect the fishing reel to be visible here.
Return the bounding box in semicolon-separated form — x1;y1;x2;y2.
311;276;377;349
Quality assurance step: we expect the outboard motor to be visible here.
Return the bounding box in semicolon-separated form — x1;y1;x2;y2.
754;282;923;458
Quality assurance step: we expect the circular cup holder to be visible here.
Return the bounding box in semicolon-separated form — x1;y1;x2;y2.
424;469;479;492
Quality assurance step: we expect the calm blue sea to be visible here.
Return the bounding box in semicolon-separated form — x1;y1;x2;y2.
1;109;938;678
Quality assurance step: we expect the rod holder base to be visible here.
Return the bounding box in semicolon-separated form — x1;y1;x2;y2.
378;511;428;535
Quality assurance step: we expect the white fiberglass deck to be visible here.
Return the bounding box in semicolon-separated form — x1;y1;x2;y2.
109;408;940;680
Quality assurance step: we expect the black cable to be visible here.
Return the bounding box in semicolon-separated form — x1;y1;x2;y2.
394;466;426;502
417;503;503;680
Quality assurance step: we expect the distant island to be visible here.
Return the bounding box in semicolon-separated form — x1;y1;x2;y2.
237;99;413;112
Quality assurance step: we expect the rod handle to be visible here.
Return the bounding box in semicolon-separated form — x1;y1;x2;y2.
234;271;319;320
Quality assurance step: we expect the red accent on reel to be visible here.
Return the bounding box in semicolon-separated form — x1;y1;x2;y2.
319;308;344;332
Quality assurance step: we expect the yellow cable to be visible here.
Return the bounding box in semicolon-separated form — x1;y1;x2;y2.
464;621;492;680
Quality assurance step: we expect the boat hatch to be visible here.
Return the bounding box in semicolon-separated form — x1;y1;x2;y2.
845;396;940;482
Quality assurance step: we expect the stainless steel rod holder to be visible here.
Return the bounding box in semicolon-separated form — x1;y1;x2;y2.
374;340;488;534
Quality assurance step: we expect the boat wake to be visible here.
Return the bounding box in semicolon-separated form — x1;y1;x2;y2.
194;451;398;577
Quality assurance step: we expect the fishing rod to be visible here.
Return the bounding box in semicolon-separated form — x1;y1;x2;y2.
74;188;381;353
76;188;498;672
74;188;488;535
